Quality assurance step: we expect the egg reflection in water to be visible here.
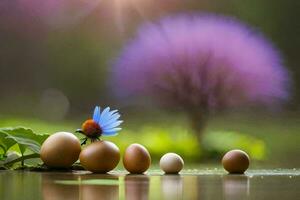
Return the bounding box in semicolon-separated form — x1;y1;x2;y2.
125;175;149;200
222;175;250;200
161;175;183;200
80;175;119;200
42;173;119;200
42;174;79;200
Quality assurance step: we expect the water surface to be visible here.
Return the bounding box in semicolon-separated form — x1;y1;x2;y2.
0;169;299;200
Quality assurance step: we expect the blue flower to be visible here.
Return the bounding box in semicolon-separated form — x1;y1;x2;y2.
92;106;123;136
77;106;123;144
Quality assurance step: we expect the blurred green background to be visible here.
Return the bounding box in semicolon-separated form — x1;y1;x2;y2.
0;0;299;167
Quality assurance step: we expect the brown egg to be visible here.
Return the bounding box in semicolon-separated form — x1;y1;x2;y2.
40;132;81;168
79;140;120;173
222;149;250;174
123;143;151;174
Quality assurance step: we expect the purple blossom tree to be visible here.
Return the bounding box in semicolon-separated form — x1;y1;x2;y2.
112;14;289;141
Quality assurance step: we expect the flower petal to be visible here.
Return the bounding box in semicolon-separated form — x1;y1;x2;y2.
102;120;123;129
103;127;122;135
102;131;118;136
105;110;119;120
100;110;118;124
98;107;111;124
101;113;121;127
92;106;101;123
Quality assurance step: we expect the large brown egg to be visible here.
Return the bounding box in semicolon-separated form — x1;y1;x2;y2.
40;132;81;168
79;140;120;173
123;143;151;174
222;149;250;174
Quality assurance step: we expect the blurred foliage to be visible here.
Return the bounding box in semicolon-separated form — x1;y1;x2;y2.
105;126;201;161
0;110;299;167
202;131;265;160
0;118;75;134
106;126;267;162
0;116;270;167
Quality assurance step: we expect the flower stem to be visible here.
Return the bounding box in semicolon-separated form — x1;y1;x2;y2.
0;144;6;153
4;153;40;166
81;138;88;145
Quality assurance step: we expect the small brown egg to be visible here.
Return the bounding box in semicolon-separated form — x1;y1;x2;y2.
79;140;120;173
222;149;250;174
40;132;81;168
123;143;151;174
160;153;184;174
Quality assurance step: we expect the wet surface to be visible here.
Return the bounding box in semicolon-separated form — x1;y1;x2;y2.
0;169;299;200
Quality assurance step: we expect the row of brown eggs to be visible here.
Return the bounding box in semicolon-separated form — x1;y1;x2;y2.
40;132;184;174
40;132;250;174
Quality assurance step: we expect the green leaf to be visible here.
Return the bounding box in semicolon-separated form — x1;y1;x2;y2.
5;135;41;154
0;151;20;166
18;144;26;155
0;127;50;168
0;132;16;154
0;127;49;156
1;153;40;167
0;127;49;144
